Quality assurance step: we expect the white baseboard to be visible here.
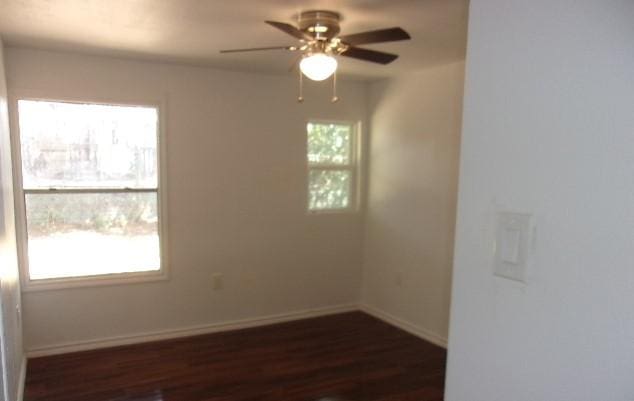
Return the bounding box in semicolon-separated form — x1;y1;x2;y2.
26;304;357;358
26;303;447;358
360;303;448;348
17;356;26;401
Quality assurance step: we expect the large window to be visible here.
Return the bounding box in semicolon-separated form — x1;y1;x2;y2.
306;121;358;211
14;99;165;287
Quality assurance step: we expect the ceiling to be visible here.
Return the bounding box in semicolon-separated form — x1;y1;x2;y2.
0;0;469;80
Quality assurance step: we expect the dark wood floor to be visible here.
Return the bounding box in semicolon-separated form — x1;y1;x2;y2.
25;312;446;401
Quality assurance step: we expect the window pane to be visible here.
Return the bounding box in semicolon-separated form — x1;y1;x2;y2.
18;100;158;189
307;122;351;165
308;170;351;210
25;192;160;280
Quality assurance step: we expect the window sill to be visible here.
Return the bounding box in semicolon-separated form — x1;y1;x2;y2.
21;269;169;292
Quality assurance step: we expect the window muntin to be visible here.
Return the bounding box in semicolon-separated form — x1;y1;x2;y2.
307;121;357;211
16;99;163;284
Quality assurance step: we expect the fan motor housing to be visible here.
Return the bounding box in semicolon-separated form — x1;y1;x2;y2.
298;10;341;40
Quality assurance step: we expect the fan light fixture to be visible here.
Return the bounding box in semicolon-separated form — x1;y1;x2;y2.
300;53;338;81
219;10;412;101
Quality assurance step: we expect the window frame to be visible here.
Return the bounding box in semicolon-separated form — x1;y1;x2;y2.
306;119;361;214
9;91;170;292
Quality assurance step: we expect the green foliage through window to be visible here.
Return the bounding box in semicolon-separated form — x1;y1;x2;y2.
307;123;351;165
308;170;351;210
307;122;355;211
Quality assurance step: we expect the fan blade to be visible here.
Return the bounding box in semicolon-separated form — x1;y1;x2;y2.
340;46;399;64
265;21;311;40
339;27;410;46
220;46;296;53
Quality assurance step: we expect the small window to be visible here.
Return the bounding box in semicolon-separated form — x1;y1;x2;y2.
306;121;358;211
15;99;165;286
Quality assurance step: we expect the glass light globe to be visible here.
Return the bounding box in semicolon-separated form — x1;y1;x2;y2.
300;53;338;81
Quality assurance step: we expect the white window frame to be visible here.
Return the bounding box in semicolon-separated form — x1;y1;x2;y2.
9;91;169;292
306;119;361;213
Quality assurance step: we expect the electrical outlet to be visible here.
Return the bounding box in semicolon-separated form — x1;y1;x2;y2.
212;273;224;290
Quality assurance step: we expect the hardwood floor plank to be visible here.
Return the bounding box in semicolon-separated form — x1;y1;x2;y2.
25;312;446;401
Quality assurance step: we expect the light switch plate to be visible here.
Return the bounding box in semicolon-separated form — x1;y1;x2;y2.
494;212;532;282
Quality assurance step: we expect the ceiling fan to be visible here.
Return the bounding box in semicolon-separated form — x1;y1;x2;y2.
220;10;411;101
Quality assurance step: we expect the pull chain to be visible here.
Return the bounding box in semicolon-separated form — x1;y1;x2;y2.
298;68;304;103
331;70;339;103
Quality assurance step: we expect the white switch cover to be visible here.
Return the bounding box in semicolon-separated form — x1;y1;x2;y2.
500;227;521;264
494;212;532;282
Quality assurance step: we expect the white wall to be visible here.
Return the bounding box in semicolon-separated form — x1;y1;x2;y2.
362;62;464;346
0;41;24;401
5;48;368;353
446;1;634;400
